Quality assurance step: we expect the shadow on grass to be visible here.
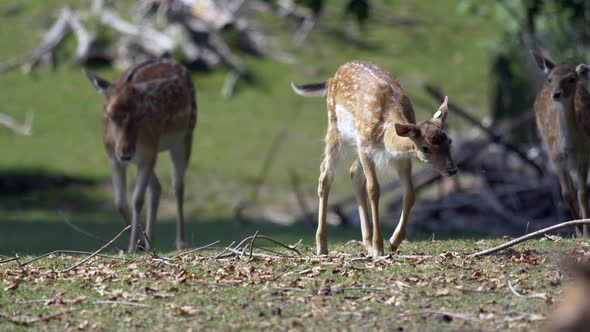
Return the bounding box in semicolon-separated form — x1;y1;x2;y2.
0;217;361;255
0;168;102;212
0;169;489;255
0;213;489;256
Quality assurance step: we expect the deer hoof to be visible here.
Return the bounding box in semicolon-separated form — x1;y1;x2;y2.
176;240;189;250
316;245;328;256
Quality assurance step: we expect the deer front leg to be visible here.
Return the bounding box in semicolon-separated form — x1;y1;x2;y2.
110;158;130;226
145;173;162;250
170;136;192;250
357;150;383;257
128;160;155;253
557;170;581;236
316;130;340;255
350;159;373;254
573;164;590;237
389;159;415;252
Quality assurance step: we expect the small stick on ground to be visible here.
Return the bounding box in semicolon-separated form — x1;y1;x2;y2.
0;257;18;265
61;225;130;273
249;230;259;259
508;280;548;300
94;300;151;308
20;250;128;267
470;219;590;257
171;240;221;259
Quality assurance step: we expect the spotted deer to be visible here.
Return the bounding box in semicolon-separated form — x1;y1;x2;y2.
292;61;457;257
84;59;197;253
531;52;590;237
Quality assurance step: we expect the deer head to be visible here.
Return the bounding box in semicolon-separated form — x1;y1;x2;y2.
532;51;590;101
394;96;457;176
84;70;174;163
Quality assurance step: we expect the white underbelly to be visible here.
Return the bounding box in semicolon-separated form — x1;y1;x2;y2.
335;104;358;144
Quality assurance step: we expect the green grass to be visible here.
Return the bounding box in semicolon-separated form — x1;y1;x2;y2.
0;239;584;331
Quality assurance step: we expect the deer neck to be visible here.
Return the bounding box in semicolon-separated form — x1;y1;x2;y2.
383;125;418;159
555;95;580;151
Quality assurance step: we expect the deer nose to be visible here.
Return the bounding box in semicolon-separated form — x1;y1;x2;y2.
552;90;562;99
119;153;133;162
447;168;457;176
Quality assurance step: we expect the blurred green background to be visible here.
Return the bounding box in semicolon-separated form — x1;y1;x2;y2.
1;0;582;254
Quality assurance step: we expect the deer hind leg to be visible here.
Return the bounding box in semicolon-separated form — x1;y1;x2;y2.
316;129;340;255
144;173;162;250
389;159;415;252
573;163;590;237
170;133;193;250
129;159;156;253
357;148;384;257
110;158;130;226
350;158;372;254
557;169;581;235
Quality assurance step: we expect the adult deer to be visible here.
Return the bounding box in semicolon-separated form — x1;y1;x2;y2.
531;52;590;237
84;59;197;253
292;61;457;257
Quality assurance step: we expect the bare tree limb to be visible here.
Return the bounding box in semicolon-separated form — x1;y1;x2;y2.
470;219;590;257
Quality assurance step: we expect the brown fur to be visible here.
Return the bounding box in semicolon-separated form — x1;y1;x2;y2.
86;59;197;252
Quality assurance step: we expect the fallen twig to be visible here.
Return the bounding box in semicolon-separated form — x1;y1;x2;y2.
0;112;33;135
507;280;548;300
364;309;478;326
249;230;259;259
20;250;127;267
171;240;221;259
0;257;19;265
94;300;151;308
61;225;130;272
470;219;590;257
0;308;77;326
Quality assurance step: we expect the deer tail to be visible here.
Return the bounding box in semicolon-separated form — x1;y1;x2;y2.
290;80;329;97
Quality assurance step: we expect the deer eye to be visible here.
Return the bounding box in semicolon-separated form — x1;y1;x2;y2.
569;77;576;83
547;78;552;83
421;146;431;154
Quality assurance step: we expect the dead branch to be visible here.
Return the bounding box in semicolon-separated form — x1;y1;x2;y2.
67;9;96;64
0;257;19;265
0;308;77;326
94;300;151;307
0;112;33;136
20;250;128;267
24;8;72;73
470;219;590;257
171;240;220;259
507;280;548;300
249;230;259;258
61;225;130;272
364;309;479;326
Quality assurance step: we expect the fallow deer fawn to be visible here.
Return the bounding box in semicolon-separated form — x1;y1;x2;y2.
531;52;590;237
85;59;197;253
292;61;457;257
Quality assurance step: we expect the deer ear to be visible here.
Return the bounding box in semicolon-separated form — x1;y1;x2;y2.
432;96;448;128
84;69;111;94
394;123;419;138
530;51;555;75
576;64;590;80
